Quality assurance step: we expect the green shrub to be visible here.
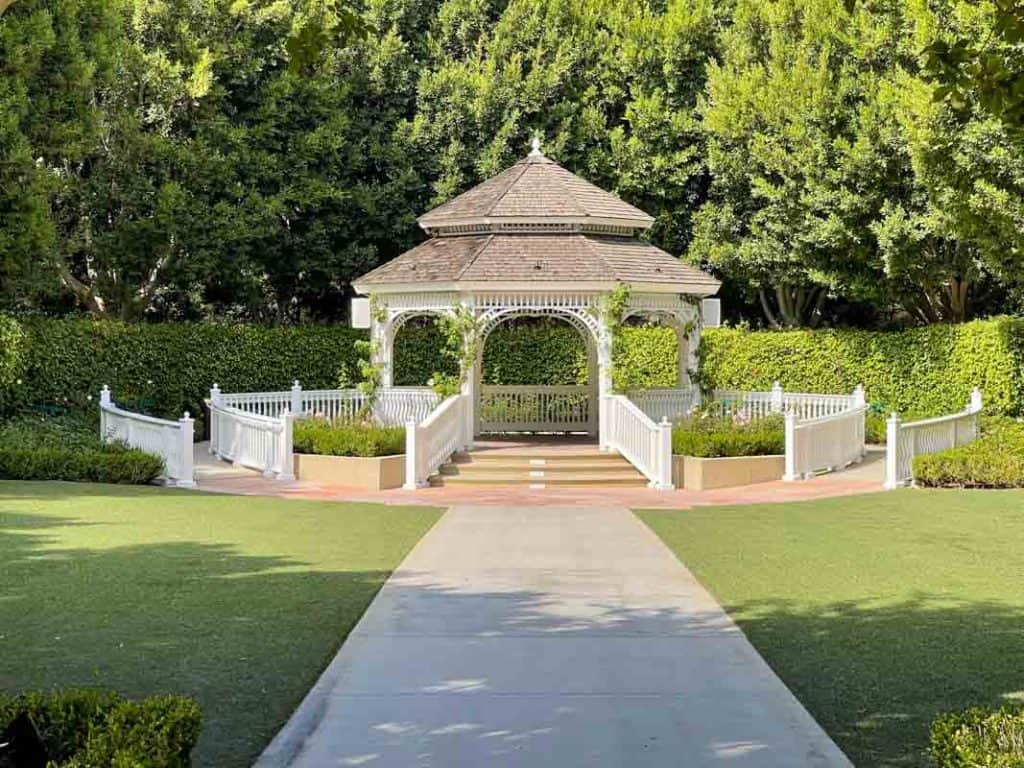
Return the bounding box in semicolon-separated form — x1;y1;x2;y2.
0;314;25;408
614;325;679;391
0;411;163;483
930;705;1024;767
0;445;164;484
293;418;406;457
913;418;1024;488
672;414;785;458
4;318;366;423
700;318;1024;418
0;689;201;767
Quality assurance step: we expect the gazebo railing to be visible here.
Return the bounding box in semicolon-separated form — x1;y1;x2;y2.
405;394;469;488
478;384;594;433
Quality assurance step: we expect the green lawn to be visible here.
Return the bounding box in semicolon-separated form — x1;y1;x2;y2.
0;481;441;767
638;490;1024;767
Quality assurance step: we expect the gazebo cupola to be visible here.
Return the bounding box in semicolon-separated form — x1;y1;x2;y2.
353;140;720;445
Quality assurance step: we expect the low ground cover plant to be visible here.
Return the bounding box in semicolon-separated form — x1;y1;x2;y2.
0;689;201;767
293;417;406;457
0;411;163;483
930;705;1024;767
914;417;1024;488
672;413;785;458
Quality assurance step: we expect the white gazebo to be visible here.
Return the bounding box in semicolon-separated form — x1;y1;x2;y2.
352;140;720;487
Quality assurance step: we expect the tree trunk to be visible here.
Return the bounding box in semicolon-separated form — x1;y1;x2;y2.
759;284;825;328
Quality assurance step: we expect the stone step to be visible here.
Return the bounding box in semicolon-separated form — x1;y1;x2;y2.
429;471;649;487
451;451;628;464
439;461;635;476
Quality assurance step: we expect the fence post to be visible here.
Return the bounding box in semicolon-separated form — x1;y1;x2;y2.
209;384;222;455
782;412;798;481
403;419;421;489
176;412;197;488
884;413;902;489
291;380;302;416
277;411;295;481
99;385;111;441
969;387;983;412
655;417;674;490
771;381;783;413
853;384;866;407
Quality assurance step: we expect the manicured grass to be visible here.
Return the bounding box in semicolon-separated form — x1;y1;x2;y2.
0;482;441;767
637;490;1024;767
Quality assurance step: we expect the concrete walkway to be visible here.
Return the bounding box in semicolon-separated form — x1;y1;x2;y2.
257;506;851;767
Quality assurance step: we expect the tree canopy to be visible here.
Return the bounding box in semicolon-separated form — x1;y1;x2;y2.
1;0;1021;326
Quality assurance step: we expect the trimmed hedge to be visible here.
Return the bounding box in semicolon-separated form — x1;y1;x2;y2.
930;705;1024;767
0;314;24;405
700;318;1024;418
914;418;1024;488
614;326;679;391
293;418;406;457
672;415;785;458
5;318;367;423
0;411;164;484
393;319;590;386
0;689;201;767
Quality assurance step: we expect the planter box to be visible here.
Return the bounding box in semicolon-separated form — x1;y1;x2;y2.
293;453;405;490
673;454;785;491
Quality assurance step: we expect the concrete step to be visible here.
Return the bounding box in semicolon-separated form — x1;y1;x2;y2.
439;461;635;476
429;471;649;487
451;451;629;465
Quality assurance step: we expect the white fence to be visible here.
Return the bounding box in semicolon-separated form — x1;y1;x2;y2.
603;395;673;489
478;385;593;433
884;389;982;489
783;404;867;481
208;393;294;480
712;383;860;421
405;394;470;489
99;386;195;487
216;382;438;426
631;387;701;424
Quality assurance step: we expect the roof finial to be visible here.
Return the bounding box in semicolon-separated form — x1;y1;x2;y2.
529;137;543;157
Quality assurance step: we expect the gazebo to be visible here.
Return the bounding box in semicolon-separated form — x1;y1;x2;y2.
352;140;720;484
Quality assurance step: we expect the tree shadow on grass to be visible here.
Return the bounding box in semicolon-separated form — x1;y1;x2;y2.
723;595;1024;766
0;508;393;768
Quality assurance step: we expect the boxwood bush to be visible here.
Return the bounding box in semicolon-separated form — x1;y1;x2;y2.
293;418;406;457
0;689;201;767
672;414;785;458
930;705;1024;767
913;418;1024;488
0;411;163;484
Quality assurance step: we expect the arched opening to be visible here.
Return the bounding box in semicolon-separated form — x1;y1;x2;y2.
475;313;598;436
391;314;457;386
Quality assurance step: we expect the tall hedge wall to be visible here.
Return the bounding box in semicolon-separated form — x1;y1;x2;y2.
6;318;366;421
393;320;590;386
5;315;1023;425
699;318;1024;416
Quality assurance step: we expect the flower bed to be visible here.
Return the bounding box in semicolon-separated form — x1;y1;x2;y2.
671;414;785;490
292;418;407;489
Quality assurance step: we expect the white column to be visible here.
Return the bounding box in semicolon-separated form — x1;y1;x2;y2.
176;412;196;488
290;380;302;415
654;417;674;490
771;381;784;413
99;385;111;441
596;318;614;450
372;314;393;388
277;411;295;481
970;387;983;412
884;413;902;489
782;412;798;481
209;383;222;456
403;419;422;489
675;322;689;388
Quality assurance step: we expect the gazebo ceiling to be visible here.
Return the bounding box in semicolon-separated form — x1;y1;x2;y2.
353;141;721;297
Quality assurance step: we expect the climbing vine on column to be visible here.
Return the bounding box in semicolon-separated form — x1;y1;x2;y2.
430;304;482;397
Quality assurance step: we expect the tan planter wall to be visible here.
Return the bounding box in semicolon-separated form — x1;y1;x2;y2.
293;453;406;490
672;454;785;491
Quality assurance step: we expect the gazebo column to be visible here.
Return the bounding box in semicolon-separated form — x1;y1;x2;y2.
596;321;614;450
675;321;689;388
371;314;393;388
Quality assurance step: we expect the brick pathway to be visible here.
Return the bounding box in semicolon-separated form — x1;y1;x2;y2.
192;444;885;509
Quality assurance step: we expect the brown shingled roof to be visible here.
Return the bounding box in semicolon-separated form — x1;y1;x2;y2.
356;233;719;291
418;153;654;229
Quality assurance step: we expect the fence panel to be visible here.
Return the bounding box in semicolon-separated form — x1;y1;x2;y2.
99;386;195;486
